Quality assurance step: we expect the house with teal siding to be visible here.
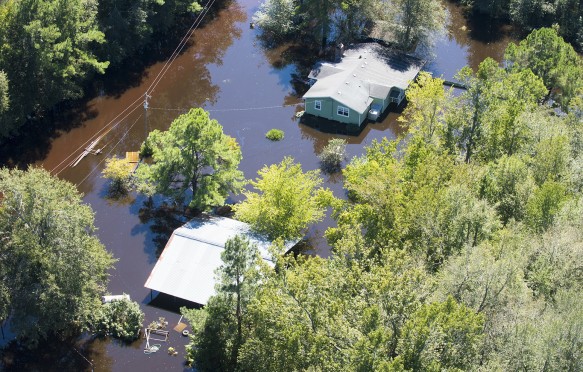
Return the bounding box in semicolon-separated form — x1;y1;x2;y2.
303;43;424;126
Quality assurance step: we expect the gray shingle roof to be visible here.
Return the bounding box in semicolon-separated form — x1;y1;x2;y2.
304;43;424;114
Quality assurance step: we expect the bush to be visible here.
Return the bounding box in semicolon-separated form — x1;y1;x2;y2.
266;129;284;141
319;138;347;173
139;137;154;158
95;298;144;341
102;156;134;195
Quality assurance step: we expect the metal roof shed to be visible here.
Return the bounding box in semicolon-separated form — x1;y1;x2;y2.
144;216;299;305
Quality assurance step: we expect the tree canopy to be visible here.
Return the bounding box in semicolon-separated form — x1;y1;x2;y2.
183;28;583;371
234;157;331;241
0;167;115;347
136;108;244;211
0;0;109;139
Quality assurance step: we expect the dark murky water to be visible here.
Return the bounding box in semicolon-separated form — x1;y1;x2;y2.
1;0;516;370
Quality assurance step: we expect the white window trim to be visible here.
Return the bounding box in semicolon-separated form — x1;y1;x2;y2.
337;105;349;117
314;100;322;110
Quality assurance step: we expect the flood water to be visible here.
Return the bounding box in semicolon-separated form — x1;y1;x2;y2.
1;0;516;370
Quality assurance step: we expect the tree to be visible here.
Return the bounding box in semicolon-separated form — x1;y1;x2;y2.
479;155;535;224
0;167;115;347
397;297;484;371
95;298;144;341
235;157;330;241
526;180;569;232
136;108;244;211
505;27;583;108
183;235;260;371
449;59;500;163
237;249;431;371
384;0;446;50
253;0;297;42
0;70;9;115
319;138;347;173
0;0;109;139
398;72;450;149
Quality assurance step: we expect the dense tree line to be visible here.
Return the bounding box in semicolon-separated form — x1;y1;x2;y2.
0;0;203;142
460;0;582;50
0;168;116;347
182;28;583;371
253;0;445;51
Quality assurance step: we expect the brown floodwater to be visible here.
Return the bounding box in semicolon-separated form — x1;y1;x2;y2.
1;0;516;370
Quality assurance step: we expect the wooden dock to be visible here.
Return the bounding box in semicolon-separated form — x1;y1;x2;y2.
126;151;141;173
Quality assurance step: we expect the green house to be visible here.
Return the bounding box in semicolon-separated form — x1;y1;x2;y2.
303;43;424;126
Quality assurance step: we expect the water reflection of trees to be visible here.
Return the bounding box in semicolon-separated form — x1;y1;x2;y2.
148;1;246;122
137;199;190;258
0;335;113;371
443;1;514;71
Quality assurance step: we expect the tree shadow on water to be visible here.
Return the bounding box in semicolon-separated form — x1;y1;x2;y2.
0;335;113;372
133;198;197;262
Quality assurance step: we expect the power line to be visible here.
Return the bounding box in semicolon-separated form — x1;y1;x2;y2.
50;101;143;176
145;0;217;96
76;113;143;188
148;102;303;113
49;0;217;176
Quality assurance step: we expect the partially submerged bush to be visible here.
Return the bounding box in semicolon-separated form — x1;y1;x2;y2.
319;138;347;173
139;137;154;158
102;156;134;195
266;129;284;141
95;298;144;341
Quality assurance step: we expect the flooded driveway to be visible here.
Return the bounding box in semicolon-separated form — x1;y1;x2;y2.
1;0;515;370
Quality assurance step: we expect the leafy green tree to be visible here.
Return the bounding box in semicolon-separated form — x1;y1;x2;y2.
183;235;260;371
397;297;484;371
0;167;115;347
0;0;109;139
449;58;546;163
95;298;144;341
505;27;583;108
398;72;451;149
238;249;431;371
448;59;500;163
297;0;338;49
328;138;403;250
526;180;569;232
253;0;297;42
480;155;535;224
235;157;330;241
0;70;9;115
136;108;244;211
384;0;446;50
319;138;347;173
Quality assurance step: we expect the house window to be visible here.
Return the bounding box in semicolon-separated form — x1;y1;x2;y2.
337;106;349;117
314;100;322;110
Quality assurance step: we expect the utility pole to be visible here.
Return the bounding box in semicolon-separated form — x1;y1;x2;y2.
144;93;151;138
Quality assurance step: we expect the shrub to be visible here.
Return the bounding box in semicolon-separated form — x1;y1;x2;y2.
102;156;134;195
139;137;154;158
319;138;347;173
266;129;284;141
95;298;144;341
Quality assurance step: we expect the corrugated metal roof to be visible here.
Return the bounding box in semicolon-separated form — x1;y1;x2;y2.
144;216;298;305
303;43;424;113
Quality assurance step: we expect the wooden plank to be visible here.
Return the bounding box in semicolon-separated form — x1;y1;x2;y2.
126;151;140;163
